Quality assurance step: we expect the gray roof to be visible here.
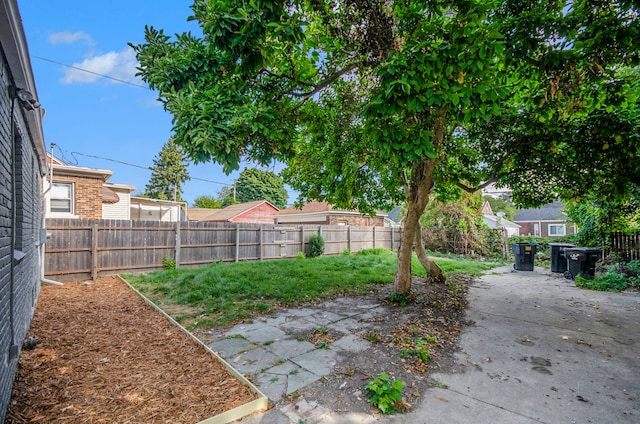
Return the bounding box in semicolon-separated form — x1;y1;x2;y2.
514;200;566;222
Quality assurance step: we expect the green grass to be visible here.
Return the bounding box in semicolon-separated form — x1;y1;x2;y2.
125;249;498;329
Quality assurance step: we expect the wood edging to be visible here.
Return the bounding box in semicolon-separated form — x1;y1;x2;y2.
117;276;269;423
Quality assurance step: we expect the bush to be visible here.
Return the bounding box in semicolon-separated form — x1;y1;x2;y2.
307;234;325;258
576;259;640;291
162;256;176;270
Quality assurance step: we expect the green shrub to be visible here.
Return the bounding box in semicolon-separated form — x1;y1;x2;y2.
307;234;325;258
365;373;407;414
162;256;176;270
576;259;640;291
296;251;306;260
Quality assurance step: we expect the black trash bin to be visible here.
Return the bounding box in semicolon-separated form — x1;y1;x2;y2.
563;248;601;280
549;243;576;273
512;242;537;271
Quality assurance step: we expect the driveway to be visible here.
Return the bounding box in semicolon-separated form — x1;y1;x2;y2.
240;265;640;423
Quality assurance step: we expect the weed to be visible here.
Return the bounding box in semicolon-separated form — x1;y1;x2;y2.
388;291;410;306
224;334;245;340
316;342;330;349
431;380;449;389
263;340;274;346
162;256;176;270
289;369;299;375
296;251;306;260
269;376;279;383
364;373;407;414
364;331;381;343
273;359;285;366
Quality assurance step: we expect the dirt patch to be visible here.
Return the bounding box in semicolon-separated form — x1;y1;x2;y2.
6;276;258;424
288;275;471;415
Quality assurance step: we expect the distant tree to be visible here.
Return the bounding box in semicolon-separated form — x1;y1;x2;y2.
192;195;222;209
144;139;190;201
217;186;237;207
483;196;516;221
235;168;288;209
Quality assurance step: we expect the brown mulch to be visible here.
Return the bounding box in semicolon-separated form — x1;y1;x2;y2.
6;276;258;424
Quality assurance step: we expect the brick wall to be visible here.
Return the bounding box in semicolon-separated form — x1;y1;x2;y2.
327;214;385;227
54;174;103;219
0;55;45;421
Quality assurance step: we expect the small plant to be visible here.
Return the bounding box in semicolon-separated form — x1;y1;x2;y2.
289;369;299;375
388;291;411;306
365;373;407;414
263;340;274;346
307;234;325;258
296;251;306;260
162;256;176;270
364;331;381;343
316;341;330;349
342;249;351;255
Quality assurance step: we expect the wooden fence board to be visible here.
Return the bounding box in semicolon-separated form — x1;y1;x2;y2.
44;219;401;281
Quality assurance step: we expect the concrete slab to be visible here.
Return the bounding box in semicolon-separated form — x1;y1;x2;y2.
243;325;288;344
326;317;362;334
304;311;346;326
292;348;337;376
264;337;316;358
208;337;254;357
229;346;281;375
331;333;371;353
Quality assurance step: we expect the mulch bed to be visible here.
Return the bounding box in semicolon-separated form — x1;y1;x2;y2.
6;276;258;423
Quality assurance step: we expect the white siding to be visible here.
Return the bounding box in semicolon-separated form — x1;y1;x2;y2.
102;189;131;220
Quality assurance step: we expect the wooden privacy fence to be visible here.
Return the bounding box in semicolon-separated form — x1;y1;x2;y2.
608;232;640;261
44;219;402;282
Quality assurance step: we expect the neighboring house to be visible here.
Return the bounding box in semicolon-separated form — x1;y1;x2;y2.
130;196;185;222
188;200;279;224
45;154;136;220
275;201;387;226
1;0;48;420
514;200;576;237
482;201;520;236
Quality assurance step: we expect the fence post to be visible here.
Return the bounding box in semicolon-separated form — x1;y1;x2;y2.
347;226;352;252
175;220;181;268
91;223;98;280
300;226;304;256
235;224;240;262
373;226;376;249
259;226;264;260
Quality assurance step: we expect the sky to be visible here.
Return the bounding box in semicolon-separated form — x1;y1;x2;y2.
18;0;287;206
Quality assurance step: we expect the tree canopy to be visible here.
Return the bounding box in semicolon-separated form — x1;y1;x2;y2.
132;0;640;293
235;168;288;208
144;138;191;202
192;195;222;209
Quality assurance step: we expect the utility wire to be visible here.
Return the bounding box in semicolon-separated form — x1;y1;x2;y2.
32;55;150;89
71;151;231;186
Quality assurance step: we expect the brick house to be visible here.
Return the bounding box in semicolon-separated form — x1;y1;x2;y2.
188;200;279;224
514;200;577;237
274;201;387;226
45;154;136;220
0;0;48;420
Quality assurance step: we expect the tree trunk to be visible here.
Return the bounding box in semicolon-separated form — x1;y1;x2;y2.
414;222;445;284
393;110;446;294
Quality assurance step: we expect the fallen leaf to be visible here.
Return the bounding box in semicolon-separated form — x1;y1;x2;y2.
437;396;449;403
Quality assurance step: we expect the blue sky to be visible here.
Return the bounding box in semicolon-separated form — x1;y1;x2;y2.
18;0;282;206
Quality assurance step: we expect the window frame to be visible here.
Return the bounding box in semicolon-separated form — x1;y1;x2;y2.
548;223;566;236
49;181;74;215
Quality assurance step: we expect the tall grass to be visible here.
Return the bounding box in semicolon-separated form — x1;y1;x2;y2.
126;249;497;329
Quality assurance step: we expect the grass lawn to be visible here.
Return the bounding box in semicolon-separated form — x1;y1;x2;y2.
125;249;498;329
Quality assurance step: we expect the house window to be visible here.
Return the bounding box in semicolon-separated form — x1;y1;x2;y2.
50;182;73;213
548;224;566;236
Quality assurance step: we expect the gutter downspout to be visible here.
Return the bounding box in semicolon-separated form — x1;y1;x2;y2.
41;142;62;286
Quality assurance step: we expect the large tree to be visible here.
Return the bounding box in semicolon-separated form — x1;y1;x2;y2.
144;138;191;202
236;168;288;208
132;0;639;293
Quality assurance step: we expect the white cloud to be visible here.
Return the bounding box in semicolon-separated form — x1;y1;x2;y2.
49;31;93;46
60;48;141;85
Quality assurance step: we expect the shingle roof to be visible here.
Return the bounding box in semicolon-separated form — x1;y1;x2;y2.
514;200;566;222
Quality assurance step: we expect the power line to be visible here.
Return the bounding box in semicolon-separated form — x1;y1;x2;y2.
32;55;150;89
70;151;231;186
